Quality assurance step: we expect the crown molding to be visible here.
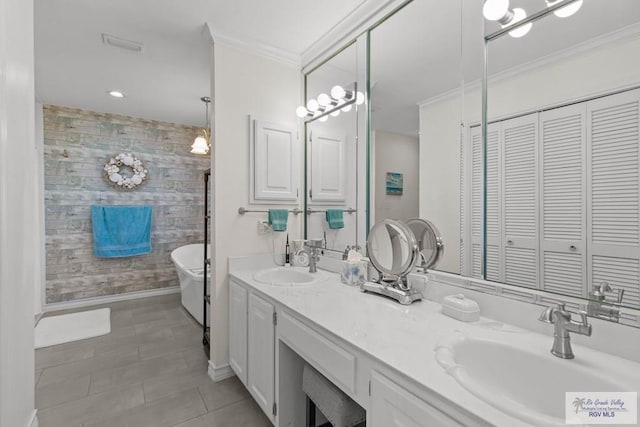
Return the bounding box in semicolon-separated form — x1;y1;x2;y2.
301;0;408;72
418;21;640;109
204;23;301;68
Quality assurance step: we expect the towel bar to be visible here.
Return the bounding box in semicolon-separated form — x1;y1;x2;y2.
306;208;356;215
237;207;303;215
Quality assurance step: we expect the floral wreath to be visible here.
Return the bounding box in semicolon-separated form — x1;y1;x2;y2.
103;153;148;190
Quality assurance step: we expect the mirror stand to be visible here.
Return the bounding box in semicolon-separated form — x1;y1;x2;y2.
361;279;422;305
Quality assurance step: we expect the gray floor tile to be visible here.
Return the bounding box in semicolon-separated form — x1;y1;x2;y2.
37;348;140;388
85;387;207;427
37;383;144;427
198;376;250;412
89;351;188;395
35;344;95;370
138;332;203;360
172;398;272;427
35;374;90;409
33;294;230;427
142;359;211;403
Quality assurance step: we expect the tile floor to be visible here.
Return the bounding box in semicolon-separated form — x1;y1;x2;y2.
35;293;272;427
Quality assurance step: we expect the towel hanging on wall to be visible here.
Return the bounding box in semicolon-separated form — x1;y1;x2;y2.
91;205;153;258
325;209;344;229
268;209;289;232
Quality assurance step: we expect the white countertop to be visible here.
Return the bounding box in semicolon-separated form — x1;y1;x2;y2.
229;257;640;427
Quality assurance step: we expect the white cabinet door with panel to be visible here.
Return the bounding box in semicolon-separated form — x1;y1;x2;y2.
370;371;462;427
229;279;248;386
251;118;299;203
248;292;276;422
309;130;346;203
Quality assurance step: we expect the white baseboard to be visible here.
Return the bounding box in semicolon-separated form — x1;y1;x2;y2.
44;286;180;312
208;361;235;382
28;410;38;427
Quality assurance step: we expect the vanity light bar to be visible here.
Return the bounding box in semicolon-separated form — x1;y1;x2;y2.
296;83;363;123
485;0;580;41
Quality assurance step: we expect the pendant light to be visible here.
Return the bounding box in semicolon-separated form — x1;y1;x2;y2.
191;96;211;155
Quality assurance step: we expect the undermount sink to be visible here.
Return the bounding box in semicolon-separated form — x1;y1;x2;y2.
253;267;328;286
435;331;640;426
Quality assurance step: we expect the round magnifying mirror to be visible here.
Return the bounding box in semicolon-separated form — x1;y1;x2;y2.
367;219;419;286
406;218;444;270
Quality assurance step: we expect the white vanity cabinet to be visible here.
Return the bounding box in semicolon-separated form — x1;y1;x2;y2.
229;280;248;386
369;371;462;427
248;292;276;421
228;279;276;423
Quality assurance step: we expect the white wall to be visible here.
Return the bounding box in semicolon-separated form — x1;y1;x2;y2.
0;0;37;425
373;130;419;223
210;42;301;370
419;96;461;274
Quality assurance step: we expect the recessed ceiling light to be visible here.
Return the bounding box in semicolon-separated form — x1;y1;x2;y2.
108;91;125;98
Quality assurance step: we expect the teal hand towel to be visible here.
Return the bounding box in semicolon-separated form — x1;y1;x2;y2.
268;209;289;232
91;205;153;257
325;209;344;229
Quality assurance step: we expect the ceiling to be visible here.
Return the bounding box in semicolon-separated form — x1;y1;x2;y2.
35;0;640;131
35;0;367;127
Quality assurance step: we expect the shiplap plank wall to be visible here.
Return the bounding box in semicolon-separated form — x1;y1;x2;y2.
44;105;210;303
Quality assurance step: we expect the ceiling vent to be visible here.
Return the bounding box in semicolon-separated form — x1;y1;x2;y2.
102;34;144;53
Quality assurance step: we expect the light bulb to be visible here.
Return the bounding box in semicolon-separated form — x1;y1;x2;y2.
504;8;532;38
191;136;209;155
341;103;352;113
108;90;125;98
546;0;582;18
355;91;365;105
331;85;346;100
330;109;340;117
296;106;309;118
483;0;510;21
317;93;331;107
318;115;328;122
306;99;319;112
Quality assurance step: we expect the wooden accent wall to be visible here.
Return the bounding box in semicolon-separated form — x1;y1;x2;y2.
43;105;210;303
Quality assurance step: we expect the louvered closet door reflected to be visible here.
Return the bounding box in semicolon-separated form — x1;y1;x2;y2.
470;126;484;279
486;123;501;282
587;89;640;307
540;104;587;298
502;114;539;289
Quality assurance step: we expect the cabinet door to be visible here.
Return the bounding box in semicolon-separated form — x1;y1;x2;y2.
540;104;587;298
370;371;462;427
248;293;275;421
587;89;640;306
252;118;299;202
309;130;346;203
229;280;248;386
501;113;539;289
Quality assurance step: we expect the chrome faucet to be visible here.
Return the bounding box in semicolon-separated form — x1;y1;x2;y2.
587;282;624;322
304;239;323;273
342;245;361;260
538;303;591;359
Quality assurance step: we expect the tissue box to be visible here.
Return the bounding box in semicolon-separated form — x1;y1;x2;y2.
340;261;367;286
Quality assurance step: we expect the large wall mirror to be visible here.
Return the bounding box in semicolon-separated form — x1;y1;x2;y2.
475;0;640;311
303;40;367;252
369;0;465;274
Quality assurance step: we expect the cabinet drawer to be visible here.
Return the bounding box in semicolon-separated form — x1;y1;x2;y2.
279;311;356;393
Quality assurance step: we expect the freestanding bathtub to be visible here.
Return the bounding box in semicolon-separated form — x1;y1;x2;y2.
170;244;210;325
